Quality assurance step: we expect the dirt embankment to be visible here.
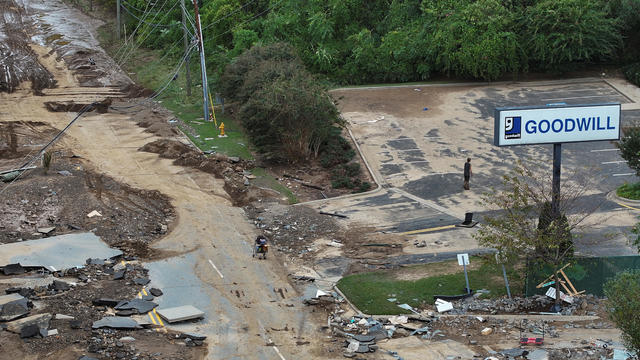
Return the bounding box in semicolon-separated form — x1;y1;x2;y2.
0;1;56;93
139;139;269;206
0;121;175;258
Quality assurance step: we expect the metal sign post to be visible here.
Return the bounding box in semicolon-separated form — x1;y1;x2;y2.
495;253;512;299
457;253;470;294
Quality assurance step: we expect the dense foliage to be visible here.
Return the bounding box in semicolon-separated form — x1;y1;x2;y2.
604;270;640;355
219;43;343;163
617;127;640;176
120;0;639;83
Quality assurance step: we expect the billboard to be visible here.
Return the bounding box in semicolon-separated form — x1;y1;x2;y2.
494;103;621;146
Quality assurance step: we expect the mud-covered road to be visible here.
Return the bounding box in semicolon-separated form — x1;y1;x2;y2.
0;0;328;358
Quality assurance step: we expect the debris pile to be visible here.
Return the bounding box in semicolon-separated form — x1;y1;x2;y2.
0;254;206;358
245;203;341;256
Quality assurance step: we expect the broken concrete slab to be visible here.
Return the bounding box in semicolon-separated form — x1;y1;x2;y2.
37;227;55;235
140;294;154;301
92;316;140;329
50;280;71;291
157;305;204;323
21;324;40;338
133;278;150;286
78;356;98;360
85;258;105;266
0;233;122;271
527;349;549;360
7;313;52;334
500;348;529;357
2;263;25;275
181;333;207;341
92;298;120;307
47;328;59;336
0;298;30;321
112;269;125;280
0;293;24;306
114;299;157;314
54;314;74;320
115;310;137;316
57;170;72;176
149;288;163;297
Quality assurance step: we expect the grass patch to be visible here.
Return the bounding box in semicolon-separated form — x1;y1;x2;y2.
97;24;251;159
617;182;640;200
337;256;523;315
250;167;298;204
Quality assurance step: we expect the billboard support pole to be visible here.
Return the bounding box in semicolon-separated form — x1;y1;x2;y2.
551;143;562;217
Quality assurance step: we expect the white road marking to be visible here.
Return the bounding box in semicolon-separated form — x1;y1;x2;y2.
590;149;619;152
207;259;224;279
258;320;287;360
602;160;627;164
613;173;635;177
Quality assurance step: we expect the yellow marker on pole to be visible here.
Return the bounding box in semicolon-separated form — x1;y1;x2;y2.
218;122;227;137
208;90;218;127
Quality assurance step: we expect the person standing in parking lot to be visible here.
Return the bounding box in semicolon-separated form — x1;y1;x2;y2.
463;157;472;190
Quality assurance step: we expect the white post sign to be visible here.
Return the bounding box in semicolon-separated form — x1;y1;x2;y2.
494;103;621;146
457;253;469;266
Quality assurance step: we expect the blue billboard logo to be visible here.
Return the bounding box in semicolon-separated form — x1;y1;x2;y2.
504;116;521;139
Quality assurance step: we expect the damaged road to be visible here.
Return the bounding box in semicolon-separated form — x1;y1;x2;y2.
0;0;325;358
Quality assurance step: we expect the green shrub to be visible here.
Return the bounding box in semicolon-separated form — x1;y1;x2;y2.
624;63;640;87
605;270;640;355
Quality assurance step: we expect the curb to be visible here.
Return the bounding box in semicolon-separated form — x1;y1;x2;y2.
330;77;605;92
296;124;384;206
608;190;640;208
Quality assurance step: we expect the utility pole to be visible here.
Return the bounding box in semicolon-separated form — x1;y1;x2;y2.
116;0;121;39
192;0;209;122
181;0;191;97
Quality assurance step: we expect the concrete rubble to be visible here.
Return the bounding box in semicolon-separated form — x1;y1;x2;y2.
157;305;205;323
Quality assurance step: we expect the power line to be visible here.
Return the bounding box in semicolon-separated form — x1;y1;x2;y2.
208;0;285;43
0;103;97;197
120;3;176;28
110;43;198;110
117;0;180;67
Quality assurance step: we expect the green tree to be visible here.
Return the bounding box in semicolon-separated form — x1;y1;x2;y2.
523;0;622;71
604;270;640;355
617;127;640;176
474;161;597;304
422;0;524;80
220;43;344;163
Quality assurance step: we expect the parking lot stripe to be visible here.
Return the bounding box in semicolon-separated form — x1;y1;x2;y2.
400;224;456;235
613;173;635;176
590;149;619;152
602;160;626;164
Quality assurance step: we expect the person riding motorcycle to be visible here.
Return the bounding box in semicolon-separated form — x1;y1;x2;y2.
255;235;268;255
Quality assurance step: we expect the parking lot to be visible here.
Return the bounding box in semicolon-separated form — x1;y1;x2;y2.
319;77;640;256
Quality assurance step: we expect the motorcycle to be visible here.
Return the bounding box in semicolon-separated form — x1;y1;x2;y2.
253;243;268;260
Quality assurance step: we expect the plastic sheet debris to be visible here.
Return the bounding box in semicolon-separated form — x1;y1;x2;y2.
388;315;408;325
410;326;430;336
435;299;454;313
87;210;102;218
397;303;419;314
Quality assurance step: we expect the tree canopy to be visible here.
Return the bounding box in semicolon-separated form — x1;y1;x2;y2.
121;0;638;83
